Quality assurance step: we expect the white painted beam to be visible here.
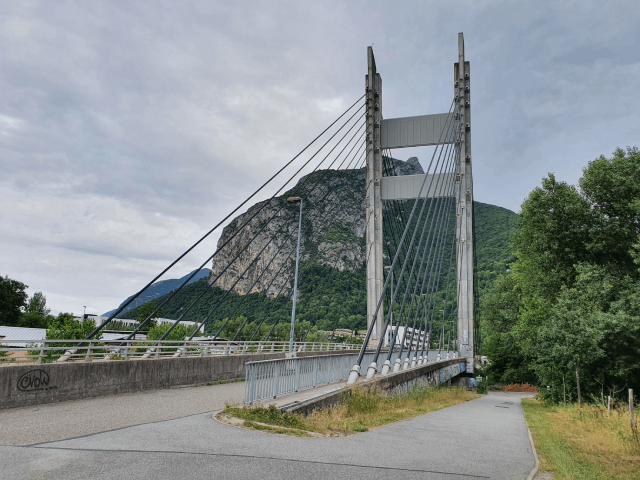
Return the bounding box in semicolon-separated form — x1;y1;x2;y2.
380;113;455;149
381;173;455;201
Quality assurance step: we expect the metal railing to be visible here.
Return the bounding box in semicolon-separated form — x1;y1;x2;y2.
0;339;361;364
244;349;408;404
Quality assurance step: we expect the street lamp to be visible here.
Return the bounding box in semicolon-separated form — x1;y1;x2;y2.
287;196;303;356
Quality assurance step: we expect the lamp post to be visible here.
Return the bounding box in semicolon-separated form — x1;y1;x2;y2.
83;306;86;322
287;196;303;356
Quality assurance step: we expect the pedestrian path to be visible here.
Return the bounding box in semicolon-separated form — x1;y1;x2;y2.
1;387;537;479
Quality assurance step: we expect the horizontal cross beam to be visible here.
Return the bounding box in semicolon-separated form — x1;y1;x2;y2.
381;173;455;201
381;113;454;149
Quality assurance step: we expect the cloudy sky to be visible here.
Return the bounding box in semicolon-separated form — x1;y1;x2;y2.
1;0;638;316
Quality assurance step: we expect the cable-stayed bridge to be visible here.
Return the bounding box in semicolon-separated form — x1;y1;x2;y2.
2;33;477;404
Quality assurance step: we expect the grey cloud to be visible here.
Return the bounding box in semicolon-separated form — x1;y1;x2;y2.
0;0;638;314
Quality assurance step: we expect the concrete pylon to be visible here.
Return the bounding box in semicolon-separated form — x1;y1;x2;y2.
365;46;384;343
454;33;474;371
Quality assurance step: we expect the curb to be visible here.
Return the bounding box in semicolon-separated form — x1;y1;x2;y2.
526;421;540;480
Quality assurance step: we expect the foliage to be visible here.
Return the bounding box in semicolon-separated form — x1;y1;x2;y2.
485;146;640;403
136;301;163;329
147;322;198;341
223;405;306;430
0;274;28;326
16;292;55;328
46;313;101;340
106;320;137;331
26;292;50;316
35;313;103;362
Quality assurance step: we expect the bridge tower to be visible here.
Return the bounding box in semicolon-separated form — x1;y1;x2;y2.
365;46;384;344
365;33;474;365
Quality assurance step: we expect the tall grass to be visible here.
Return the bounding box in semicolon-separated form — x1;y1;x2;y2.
224;385;478;435
301;385;478;434
522;399;640;479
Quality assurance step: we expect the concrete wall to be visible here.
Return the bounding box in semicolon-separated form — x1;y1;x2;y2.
0;350;352;411
280;357;469;416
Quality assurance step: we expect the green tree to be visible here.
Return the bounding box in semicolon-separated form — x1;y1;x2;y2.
19;292;54;329
39;313;103;362
26;292;50;316
480;273;535;384
536;280;605;406
46;313;102;340
486;147;640;401
147;322;198;341
136;301;163;330
579;146;640;273
0;275;28;327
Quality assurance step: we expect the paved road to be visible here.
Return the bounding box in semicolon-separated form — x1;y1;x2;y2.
1;387;536;479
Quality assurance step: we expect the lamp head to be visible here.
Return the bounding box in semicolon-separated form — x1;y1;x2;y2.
287;196;302;204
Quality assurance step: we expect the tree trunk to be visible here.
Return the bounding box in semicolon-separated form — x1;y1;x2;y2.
576;364;582;407
563;374;566;406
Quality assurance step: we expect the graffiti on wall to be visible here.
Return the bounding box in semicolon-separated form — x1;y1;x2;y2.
16;370;58;392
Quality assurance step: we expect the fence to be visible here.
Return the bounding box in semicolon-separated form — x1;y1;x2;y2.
0;339;360;364
244;349;411;404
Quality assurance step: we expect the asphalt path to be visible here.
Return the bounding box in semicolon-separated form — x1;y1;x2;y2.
1;386;536;479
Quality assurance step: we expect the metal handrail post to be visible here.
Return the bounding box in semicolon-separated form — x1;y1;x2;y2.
85;342;93;362
294;358;301;392
273;362;280;399
244;364;250;403
38;341;47;364
313;356;318;387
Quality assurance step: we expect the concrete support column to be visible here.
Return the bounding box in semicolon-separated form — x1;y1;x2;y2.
454;33;474;371
366;46;384;343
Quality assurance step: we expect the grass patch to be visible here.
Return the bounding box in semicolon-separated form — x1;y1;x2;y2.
224;405;307;430
224;386;478;436
242;420;311;437
208;377;245;386
522;398;640;479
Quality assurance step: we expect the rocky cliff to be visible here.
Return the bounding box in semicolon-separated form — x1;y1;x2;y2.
208;158;424;298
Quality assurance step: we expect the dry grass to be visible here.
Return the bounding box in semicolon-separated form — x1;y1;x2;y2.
503;383;538;392
302;385;479;433
522;398;640;479
225;386;479;436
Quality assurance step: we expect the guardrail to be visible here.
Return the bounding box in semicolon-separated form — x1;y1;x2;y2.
0;339;361;364
244;349;410;404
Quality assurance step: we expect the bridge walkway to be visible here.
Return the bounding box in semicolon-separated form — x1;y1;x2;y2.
1;379;536;479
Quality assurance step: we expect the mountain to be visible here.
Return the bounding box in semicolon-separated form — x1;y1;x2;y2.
120;158;518;339
102;268;211;317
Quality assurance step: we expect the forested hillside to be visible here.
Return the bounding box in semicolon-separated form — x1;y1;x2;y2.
123;195;518;340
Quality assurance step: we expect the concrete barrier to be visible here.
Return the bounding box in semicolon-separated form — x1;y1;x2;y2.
0;350;355;410
279;357;470;416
